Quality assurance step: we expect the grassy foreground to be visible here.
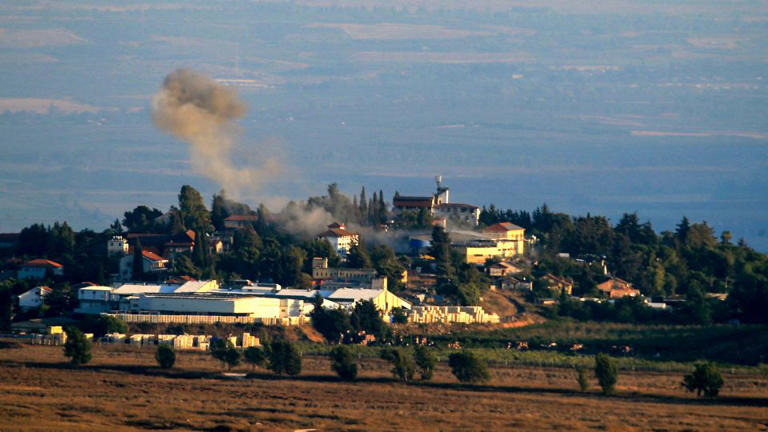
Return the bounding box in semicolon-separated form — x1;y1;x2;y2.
1;342;767;431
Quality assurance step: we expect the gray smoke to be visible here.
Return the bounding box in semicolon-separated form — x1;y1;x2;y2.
151;68;278;197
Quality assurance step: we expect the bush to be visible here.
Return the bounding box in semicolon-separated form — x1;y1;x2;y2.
414;345;436;381
329;345;358;380
594;353;617;394
577;367;589;392
448;351;490;384
63;327;92;365
682;362;724;397
210;339;241;371
155;344;176;369
267;340;302;376
243;346;267;370
380;348;415;383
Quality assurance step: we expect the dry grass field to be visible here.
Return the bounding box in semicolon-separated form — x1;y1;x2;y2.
0;342;767;431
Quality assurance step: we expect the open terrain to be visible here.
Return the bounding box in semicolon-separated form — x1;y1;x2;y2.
1;342;767;431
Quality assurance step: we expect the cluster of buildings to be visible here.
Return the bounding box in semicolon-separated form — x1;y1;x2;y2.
393;176;481;227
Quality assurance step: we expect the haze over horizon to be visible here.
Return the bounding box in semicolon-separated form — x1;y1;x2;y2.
0;1;766;250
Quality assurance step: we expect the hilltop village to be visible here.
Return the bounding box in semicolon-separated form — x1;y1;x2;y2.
1;177;767;341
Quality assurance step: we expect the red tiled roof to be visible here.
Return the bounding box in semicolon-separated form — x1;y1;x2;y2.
484;222;524;232
141;250;167;262
24;259;63;268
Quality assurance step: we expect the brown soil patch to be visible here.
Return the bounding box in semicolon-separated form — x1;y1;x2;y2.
0;343;766;431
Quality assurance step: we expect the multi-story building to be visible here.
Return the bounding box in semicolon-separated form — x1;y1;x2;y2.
317;223;359;260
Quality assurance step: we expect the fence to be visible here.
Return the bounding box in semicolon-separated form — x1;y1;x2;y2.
108;313;306;327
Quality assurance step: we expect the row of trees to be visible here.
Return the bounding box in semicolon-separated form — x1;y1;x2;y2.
61;326;724;398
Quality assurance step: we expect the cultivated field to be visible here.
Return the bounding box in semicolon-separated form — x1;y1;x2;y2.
0;342;767;431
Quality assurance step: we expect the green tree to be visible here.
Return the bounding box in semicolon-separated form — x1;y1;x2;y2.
350;300;384;339
266;339;302;376
448;351;490;384
155;344;176;369
414;345;436;381
82;315;127;338
132;238;144;281
329;345;358;380
243;346;267;371
380;348;415;383
178;185;212;233
122;206;162;232
391;307;408;324
63;327;92;365
347;242;373;268
44;284;76;316
594;353;617;394
211;191;230;231
577;367;590;392
310;305;352;344
682;362;724;398
210;339;241;370
0;283;14;330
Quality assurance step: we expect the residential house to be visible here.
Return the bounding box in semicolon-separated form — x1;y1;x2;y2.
17;259;64;280
223;214;259;230
17;286;51;311
118;250;169;281
597;277;640;299
487;261;524;277
542;273;573;295
317;223;359;260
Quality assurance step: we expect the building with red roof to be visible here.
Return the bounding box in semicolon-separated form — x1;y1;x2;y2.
317;223;359;261
17;259;64;280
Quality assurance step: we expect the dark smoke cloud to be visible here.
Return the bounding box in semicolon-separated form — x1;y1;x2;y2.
151;68;278;197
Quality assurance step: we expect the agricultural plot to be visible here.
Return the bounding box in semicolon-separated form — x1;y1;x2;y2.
0;343;767;431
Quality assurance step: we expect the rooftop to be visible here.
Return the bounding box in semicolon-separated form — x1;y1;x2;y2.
484;222;525;233
23;259;63;268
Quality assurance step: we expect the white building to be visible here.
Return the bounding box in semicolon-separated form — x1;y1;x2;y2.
317;223;359;260
107;236;129;256
76;286;119;314
17;259;64;280
17;286;51;311
434;203;481;226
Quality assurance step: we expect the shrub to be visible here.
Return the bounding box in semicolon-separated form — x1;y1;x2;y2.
380;348;415;383
594;353;617;394
577;367;589;392
267;340;302;376
155;344;176;369
81;315;128;338
329;345;358;381
414;345;436;381
682;362;724;397
210;339;241;371
63;327;92;365
243;346;267;370
448;351;490;384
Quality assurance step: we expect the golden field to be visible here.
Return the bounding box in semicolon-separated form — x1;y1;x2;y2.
0;342;766;431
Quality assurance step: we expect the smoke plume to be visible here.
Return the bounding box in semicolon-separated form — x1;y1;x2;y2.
151;68;278;197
